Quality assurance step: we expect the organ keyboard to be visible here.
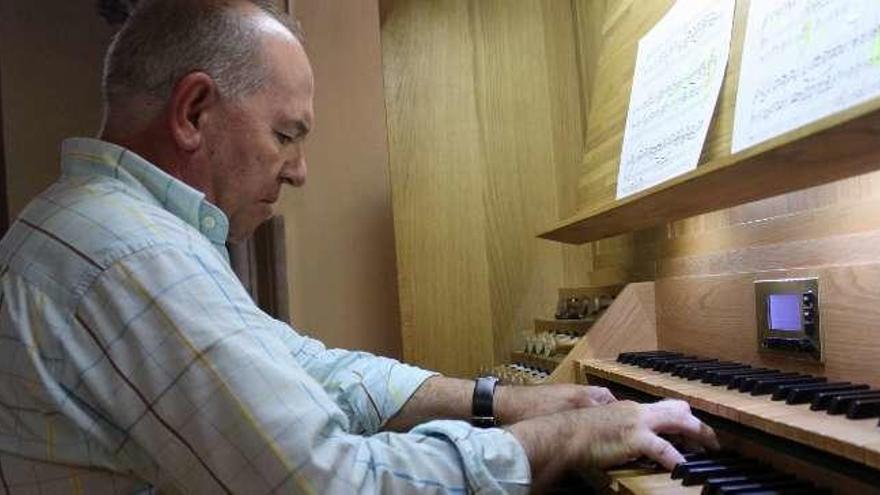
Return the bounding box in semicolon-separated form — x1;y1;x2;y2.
571;351;880;494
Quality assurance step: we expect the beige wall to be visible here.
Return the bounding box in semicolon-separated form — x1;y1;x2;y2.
0;1;114;219
283;0;403;358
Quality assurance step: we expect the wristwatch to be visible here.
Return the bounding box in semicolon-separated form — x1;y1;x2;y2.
471;376;500;428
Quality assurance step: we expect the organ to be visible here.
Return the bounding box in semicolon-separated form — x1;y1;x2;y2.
540;274;880;493
516;2;880;493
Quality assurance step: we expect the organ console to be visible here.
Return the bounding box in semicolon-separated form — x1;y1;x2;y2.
496;260;880;494
546;293;880;494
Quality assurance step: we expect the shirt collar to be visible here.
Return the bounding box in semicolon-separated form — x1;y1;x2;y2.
60;137;230;247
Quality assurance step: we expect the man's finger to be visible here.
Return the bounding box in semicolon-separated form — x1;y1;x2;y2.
643;400;720;451
587;386;616;404
639;433;686;471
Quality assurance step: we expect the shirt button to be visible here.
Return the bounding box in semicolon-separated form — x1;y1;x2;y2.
202;216;216;230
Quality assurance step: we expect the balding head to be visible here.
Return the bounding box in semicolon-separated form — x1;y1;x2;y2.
101;0;303;131
97;0;314;243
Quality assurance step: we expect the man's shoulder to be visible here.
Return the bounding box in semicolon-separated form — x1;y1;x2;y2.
37;173;200;251
0;174;214;302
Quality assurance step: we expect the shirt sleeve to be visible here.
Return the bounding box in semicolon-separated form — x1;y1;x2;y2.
72;243;532;494
278;325;437;434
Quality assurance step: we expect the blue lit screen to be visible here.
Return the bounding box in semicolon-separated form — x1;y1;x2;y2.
768;294;801;331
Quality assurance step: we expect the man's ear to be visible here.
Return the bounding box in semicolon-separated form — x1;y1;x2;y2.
168;72;218;152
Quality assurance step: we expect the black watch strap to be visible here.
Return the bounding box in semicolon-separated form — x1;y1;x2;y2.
471;376;499;428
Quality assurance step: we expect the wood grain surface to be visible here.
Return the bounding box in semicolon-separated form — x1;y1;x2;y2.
547;282;656;384
382;1;586;376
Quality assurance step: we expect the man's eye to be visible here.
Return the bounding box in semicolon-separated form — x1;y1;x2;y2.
275;131;293;145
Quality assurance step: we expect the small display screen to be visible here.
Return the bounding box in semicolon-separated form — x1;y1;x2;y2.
768;294;802;331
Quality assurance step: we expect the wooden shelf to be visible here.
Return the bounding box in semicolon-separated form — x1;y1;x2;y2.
539;100;880;244
534;317;595;335
510;351;563;372
578;358;880;470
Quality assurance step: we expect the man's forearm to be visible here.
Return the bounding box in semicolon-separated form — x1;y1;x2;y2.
383;376;473;431
383;376;615;431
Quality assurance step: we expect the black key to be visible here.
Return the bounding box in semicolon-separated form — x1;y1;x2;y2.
672;359;720;376
827;390;880;415
672;458;744;479
632;352;684;368
811;389;880;411
687;362;746;380
655;356;704;372
752;375;828;395
633;352;684;367
771;380;843;401
682;463;768;486
705;367;773;386
748;489;831;495
683;452;715;462
701;473;795;495
772;380;847;401
846;397;880;419
752;376;825;396
618;351;673;364
636;353;686;368
737;372;799;393
785;382;868;404
730;371;794;390
725;370;782;389
701;366;754;384
715;480;815;494
682;449;740;464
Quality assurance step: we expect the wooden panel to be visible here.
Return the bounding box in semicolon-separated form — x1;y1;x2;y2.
469;0;572;370
382;1;495;376
547;282;656;384
657;263;880;389
580;358;880;470
382;1;582;376
652;193;880;389
570;0;608;175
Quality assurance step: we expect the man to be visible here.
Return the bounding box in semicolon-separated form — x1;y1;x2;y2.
0;0;718;493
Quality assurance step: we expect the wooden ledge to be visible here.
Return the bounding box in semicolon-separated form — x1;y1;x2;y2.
540;99;880;244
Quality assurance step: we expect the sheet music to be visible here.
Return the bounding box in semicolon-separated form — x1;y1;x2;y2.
616;0;735;199
732;0;880;153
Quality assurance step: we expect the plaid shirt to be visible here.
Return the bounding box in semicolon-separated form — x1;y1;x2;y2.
0;138;530;494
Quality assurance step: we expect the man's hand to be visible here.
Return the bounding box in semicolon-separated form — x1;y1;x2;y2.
506;399;719;491
495;383;616;424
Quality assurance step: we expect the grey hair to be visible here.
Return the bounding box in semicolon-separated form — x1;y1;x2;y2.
102;0;303;112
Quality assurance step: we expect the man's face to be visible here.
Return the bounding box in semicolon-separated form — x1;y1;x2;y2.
204;29;314;242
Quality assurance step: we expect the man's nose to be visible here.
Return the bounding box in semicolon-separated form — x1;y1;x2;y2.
282;156;307;187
